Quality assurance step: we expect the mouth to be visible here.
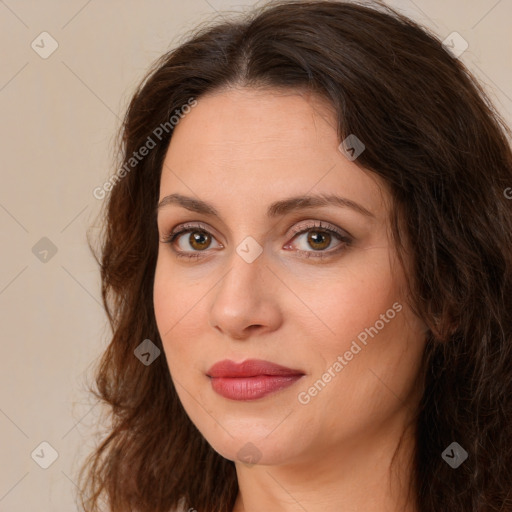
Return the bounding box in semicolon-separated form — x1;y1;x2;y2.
206;359;305;401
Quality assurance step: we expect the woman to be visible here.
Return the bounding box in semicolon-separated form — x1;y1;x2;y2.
79;1;512;511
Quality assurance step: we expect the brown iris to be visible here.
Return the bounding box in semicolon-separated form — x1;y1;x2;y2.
188;230;212;251
306;230;331;250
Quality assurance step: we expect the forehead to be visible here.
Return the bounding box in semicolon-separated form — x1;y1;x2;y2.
159;87;388;219
166;87;337;159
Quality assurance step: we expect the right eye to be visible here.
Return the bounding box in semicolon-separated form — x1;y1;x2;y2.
160;222;223;259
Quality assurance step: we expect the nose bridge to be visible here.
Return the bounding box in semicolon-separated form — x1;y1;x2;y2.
216;241;266;307
208;243;281;336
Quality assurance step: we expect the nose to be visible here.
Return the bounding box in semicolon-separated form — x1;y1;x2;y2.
208;250;283;340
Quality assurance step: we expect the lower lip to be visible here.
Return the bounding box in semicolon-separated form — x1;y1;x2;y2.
209;375;304;401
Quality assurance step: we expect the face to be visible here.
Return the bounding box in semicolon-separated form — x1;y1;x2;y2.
153;87;427;467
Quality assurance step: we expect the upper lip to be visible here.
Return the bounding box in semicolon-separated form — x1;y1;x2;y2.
207;359;305;378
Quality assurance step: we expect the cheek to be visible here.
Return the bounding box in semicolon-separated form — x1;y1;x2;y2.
153;260;192;364
153;256;193;335
314;301;425;411
153;266;174;339
297;249;421;395
307;256;399;349
153;258;214;385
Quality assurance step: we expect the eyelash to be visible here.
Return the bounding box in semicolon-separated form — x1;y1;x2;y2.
160;221;352;261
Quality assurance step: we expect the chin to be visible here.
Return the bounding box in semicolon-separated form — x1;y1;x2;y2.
194;415;306;466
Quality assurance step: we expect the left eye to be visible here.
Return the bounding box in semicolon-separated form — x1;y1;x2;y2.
160;221;351;260
171;228;222;253
284;224;352;259
287;228;338;251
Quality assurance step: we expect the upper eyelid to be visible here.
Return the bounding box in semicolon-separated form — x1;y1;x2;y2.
164;220;351;244
168;221;221;242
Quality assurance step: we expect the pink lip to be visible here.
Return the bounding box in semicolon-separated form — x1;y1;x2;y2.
207;359;305;401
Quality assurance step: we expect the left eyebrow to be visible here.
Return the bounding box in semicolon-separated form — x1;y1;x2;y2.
156;192;375;219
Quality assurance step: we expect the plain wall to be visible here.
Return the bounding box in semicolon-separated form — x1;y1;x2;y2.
0;0;510;510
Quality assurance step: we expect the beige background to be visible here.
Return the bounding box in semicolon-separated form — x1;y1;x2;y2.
0;0;510;510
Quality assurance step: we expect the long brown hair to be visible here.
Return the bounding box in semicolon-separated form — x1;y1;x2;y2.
78;1;512;511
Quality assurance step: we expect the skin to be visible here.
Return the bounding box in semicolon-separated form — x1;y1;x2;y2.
153;87;428;512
